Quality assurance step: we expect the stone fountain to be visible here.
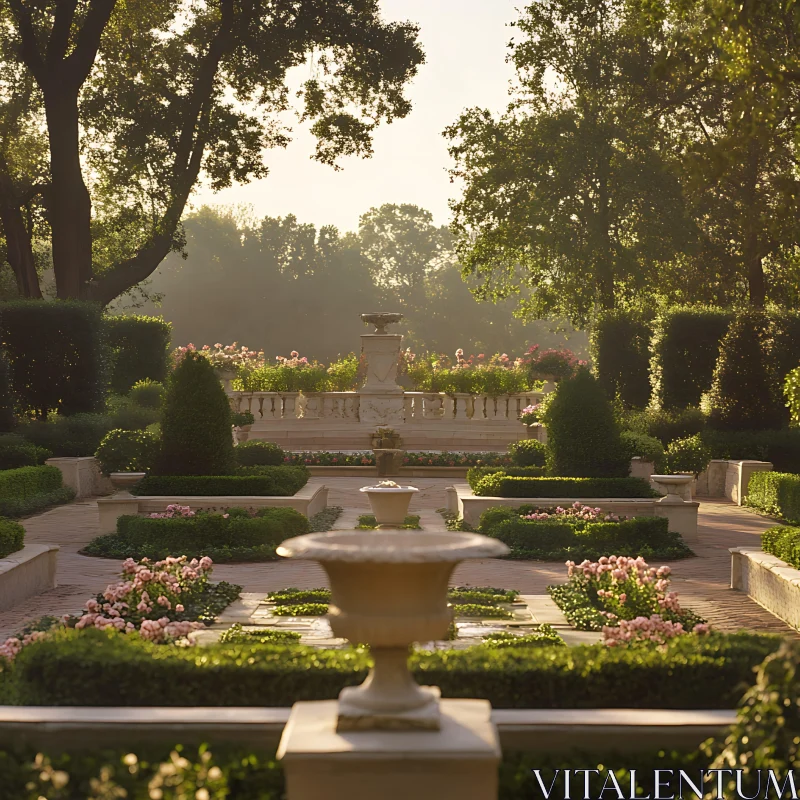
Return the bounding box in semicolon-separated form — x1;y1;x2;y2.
276;528;508;799
359;312;405;426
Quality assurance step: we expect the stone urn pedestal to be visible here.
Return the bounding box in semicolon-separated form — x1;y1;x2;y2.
275;530;507;800
374;449;405;477
651;474;694;501
97;472;146;536
109;472;146;498
359;483;418;527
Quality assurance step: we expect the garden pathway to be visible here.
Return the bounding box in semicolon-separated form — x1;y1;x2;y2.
0;478;795;639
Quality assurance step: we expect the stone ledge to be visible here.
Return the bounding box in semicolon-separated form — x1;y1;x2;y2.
0;544;59;612
730;547;800;630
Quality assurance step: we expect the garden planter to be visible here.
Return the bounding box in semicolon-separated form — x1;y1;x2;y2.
276;529;508;730
359;482;418;527
109;472;146;498
214;367;238;395
651;474;694;502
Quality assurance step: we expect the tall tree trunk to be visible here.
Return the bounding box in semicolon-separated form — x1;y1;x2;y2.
743;130;766;307
43;90;92;299
596;158;616;310
0;205;42;298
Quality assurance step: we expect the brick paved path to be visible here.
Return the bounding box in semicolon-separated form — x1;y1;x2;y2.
1;479;795;638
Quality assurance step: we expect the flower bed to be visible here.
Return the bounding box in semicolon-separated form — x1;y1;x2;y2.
470;474;659;498
82;506;313;562
548;557;705;639
476;506;692;561
4;626;778;709
134;466;309;497
281;451;513;468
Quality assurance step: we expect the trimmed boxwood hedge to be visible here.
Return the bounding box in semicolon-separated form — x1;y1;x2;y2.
0;518;23;558
746;471;800;524
104;315;171;394
761;525;800;569
478;509;691;560
4;627;779;709
471;474;658;498
82;507;309;562
700;428;800;474
467;466;547;491
133;467;309;497
0;465;74;517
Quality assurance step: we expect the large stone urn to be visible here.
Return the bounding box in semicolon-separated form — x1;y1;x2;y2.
359;481;418;527
109;472;146;498
277;530;509;731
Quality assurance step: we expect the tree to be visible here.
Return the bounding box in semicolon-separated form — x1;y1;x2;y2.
446;0;694;327
1;0;424;304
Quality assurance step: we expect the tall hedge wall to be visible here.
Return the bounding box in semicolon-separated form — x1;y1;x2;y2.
0;300;107;418
104;315;172;394
650;306;732;410
590;308;653;408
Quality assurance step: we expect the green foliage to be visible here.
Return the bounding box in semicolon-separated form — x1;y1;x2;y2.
768;310;800;424
237;361;330;393
450;604;512;619
447;589;517;605
271;603;328;617
707;310;783;431
700;428;800;473
543;368;630;478
508;439;547;467
761;526;800;569
7;626;779;709
403;352;530;395
231;410;255;427
94;429;160;476
104;316;172;394
0;353;15;433
483;515;692;561
621;406;707;445
20;413;114;457
473;475;656;499
650;306;732;410
0;300;107;418
356;514;420;529
107;395;161;431
0;518;24;558
158;352;235;476
219;624;302;645
746;472;800;524
0;465;74;518
127;379;165;410
481;628;566;649
620;430;665;468
664;435;712;478
0;435;50;470
235;441;286;467
134;468;309;497
591;309;654;409
467;466;547;491
786;367;800;427
325;353;360;391
268;589;331;605
82;507;309;562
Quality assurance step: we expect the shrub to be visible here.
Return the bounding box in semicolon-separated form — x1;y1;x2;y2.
0;353;14;433
0;300;107;418
621;407;707;445
0;465;74;517
650;306;731;410
767;309;800;402
104;315;171;394
482;628;565;648
761;525;800;569
699;428;800;473
472;475;656;498
157;351;235;476
106;394;161;431
467;466;548;491
508;439;547;467
787;367;800;427
325;353;360;391
20;413;114;457
663;435;712;477
590;308;653;409
268;588;331;605
127;379;165;410
235;441;286;467
543;368;630;478
94;429;160;476
620;431;665;467
82;507;309;562
706;310;783;431
0;518;24;558
746;472;800;523
134;467;309;497
8;626;778;709
0;435;50;470
231;410;255;427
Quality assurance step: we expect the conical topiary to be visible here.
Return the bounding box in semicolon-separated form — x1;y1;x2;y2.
543;367;630;477
707;309;783;431
157;352;235;475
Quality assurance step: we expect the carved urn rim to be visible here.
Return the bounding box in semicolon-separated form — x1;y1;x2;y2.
361;312;404;334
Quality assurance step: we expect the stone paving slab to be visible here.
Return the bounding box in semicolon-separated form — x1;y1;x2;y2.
0;480;796;640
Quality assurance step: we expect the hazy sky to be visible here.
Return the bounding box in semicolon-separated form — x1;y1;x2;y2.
191;0;520;233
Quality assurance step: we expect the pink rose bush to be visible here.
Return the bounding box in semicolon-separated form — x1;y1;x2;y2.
172;342;265;370
521;501;622;523
519;404;541;426
549;555;707;641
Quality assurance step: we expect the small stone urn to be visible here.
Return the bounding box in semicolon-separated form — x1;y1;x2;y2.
109;472;146;498
651;474;694;502
360;481;418;527
276;530;509;731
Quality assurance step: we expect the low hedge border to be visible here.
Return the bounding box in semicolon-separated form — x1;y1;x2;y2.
0;465;75;518
3;627;779;709
746;471;800;524
479;512;693;561
472;474;659;499
0;518;24;559
761;525;800;569
467;466;547;491
133;466;309;497
81;507;312;563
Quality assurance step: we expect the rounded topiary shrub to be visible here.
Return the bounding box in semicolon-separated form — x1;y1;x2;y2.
664;434;712;477
127;380;165;410
706;309;784;432
157;352;235;476
543;367;630;478
0;435;50;470
620;430;665;468
235;440;286;467
508;439;547;467
95;429;160;476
